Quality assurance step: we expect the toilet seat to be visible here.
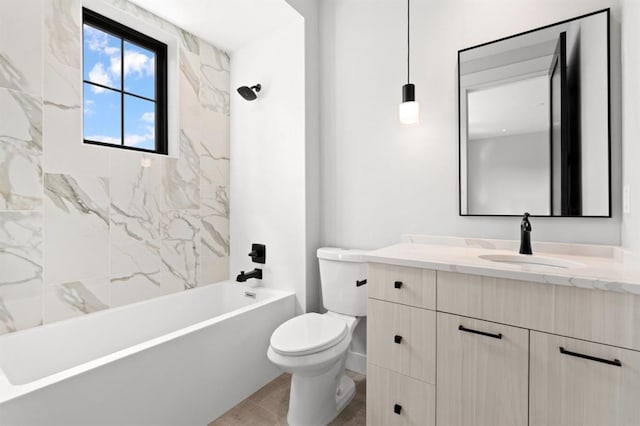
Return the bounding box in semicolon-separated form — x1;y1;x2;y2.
270;313;348;356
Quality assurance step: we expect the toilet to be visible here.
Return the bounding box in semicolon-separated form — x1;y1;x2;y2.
267;247;368;426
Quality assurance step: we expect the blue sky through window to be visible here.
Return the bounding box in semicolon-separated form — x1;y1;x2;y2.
83;22;157;150
125;95;155;150
83;82;121;144
124;41;155;99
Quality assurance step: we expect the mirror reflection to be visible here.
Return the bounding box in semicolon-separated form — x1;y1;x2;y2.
459;9;610;217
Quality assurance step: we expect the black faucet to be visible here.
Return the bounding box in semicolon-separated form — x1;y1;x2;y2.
236;268;262;282
519;212;533;255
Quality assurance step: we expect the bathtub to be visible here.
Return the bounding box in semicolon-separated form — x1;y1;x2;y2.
0;281;295;425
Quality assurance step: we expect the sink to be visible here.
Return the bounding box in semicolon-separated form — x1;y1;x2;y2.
478;254;585;269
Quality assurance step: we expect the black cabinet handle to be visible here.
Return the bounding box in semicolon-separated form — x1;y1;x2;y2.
394;404;402;414
356;279;367;287
394;335;403;344
559;347;622;367
394;281;403;289
458;325;502;340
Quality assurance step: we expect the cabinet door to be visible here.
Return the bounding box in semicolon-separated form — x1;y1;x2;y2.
366;363;435;426
530;331;640;426
367;298;436;383
436;312;529;426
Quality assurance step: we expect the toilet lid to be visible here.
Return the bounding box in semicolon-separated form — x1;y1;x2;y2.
270;313;348;356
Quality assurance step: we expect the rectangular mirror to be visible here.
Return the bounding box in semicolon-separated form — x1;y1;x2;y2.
458;9;611;217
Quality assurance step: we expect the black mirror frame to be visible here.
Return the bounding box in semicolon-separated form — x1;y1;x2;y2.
457;8;612;218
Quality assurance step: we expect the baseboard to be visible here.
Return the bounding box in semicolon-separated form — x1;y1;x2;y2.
345;350;366;375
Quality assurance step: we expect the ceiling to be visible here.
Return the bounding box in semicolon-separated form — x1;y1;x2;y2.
128;0;300;52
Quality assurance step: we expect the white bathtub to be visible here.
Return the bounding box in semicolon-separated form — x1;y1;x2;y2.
0;281;295;425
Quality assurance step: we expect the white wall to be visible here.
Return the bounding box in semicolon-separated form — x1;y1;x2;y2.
320;0;622;250
621;0;640;251
285;0;322;313
230;13;308;312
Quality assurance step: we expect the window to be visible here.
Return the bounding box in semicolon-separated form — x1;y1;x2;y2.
82;8;168;154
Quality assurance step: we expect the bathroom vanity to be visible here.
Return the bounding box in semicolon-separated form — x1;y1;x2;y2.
365;236;640;426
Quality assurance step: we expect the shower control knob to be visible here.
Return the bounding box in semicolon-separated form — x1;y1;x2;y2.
394;281;403;289
248;243;266;264
394;335;403;344
394;404;402;414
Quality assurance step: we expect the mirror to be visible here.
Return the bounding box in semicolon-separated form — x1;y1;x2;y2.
458;9;611;217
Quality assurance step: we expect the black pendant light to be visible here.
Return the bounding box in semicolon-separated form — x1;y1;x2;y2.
399;0;419;124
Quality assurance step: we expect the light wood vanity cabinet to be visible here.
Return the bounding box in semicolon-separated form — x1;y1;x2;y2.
436;313;529;426
530;331;640;425
366;263;436;426
367;262;640;426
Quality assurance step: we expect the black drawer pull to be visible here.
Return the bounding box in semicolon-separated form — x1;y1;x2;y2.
356;279;367;287
458;325;502;339
559;347;622;367
394;404;402;414
394;281;403;289
394;335;403;344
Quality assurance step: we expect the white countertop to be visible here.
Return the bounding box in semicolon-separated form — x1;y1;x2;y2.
364;235;640;295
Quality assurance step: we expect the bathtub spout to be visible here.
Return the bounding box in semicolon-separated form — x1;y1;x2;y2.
236;268;263;282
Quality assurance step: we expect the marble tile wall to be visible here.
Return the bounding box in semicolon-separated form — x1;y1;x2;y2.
0;0;230;334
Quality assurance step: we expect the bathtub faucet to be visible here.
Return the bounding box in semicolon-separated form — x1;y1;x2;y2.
236;268;263;282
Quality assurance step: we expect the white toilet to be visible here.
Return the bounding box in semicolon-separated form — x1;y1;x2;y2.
267;247;368;426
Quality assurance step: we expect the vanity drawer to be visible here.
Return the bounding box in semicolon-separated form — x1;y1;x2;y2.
367;363;435;426
530;331;640;425
367;298;436;383
437;271;640;351
368;263;436;309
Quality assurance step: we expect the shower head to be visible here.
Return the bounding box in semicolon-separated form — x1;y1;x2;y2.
237;84;261;101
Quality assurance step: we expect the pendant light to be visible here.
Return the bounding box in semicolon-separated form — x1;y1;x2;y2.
399;0;419;125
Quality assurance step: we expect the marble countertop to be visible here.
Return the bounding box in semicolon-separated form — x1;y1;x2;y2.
364;235;640;295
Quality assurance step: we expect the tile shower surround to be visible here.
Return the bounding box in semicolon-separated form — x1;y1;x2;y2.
0;0;230;334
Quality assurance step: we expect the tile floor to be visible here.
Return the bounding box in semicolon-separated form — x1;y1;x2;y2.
210;371;366;425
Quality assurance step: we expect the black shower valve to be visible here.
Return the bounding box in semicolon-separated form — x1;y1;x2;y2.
248;243;266;264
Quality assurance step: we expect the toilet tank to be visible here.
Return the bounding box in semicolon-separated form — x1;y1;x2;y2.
317;247;369;317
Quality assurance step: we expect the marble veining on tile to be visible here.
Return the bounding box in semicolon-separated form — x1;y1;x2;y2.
180;49;202;99
110;155;163;243
44;174;110;287
0;212;43;334
160;210;201;289
0;144;42;210
45;0;82;70
159;131;201;212
57;281;108;313
199;44;230;116
111;240;169;307
44;279;110;324
0;0;43;96
0;88;43;153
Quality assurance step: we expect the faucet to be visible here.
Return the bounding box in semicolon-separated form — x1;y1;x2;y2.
236;268;263;282
519;212;533;255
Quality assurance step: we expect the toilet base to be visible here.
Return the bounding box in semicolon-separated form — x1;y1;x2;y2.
335;374;356;415
286;361;355;426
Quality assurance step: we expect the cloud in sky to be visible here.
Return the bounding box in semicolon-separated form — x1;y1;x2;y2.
84;24;154;94
141;111;155;123
88;63;114;93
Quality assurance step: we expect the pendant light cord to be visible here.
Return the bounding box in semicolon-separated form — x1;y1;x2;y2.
407;0;410;84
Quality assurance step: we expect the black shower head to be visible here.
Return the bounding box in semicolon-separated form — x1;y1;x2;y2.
237;84;261;101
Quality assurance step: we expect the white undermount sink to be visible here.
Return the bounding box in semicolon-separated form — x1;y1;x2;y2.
478;253;586;269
